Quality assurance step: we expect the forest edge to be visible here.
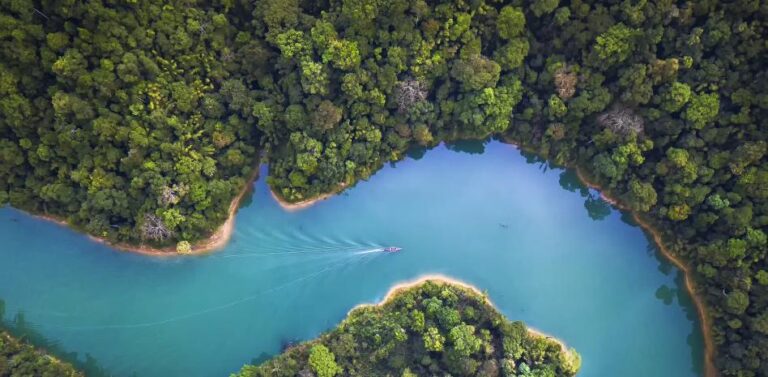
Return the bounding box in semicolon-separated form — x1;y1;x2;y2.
11;141;718;377
346;274;579;366
28;161;261;257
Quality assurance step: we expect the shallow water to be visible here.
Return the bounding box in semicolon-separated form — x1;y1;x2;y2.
0;141;702;376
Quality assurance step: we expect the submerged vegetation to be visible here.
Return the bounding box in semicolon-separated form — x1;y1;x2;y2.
233;279;580;377
0;331;83;377
0;0;767;374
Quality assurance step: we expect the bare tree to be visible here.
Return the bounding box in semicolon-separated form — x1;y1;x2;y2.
160;186;178;206
395;78;428;112
141;214;173;241
597;105;644;137
554;67;578;100
159;184;188;206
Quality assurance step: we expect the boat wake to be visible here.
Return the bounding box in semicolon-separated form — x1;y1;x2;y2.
27;232;399;331
39;253;379;331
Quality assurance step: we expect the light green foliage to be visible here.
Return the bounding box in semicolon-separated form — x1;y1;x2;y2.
236;282;578;376
300;60;329;95
448;324;482;356
548;94;567;118
3;2;768;374
530;0;560;17
757;271;768;286
176;241;192;254
494;38;530;70
667;203;691;221
275;30;310;59
661;82;692;112
0;331;84;377
554;7;571;25
725;291;749;315
308;345;342;377
594;23;638;66
497;6;526;39
457;81;523;135
626;179;657;212
424;326;445;352
684;92;720;129
451;55;501;91
322;39;361;70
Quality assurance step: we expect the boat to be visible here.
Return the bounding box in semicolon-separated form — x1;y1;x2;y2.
383;246;402;253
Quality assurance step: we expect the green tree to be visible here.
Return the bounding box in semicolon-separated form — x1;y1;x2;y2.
497;6;525;39
725;290;749;315
308;345;342;377
449;324;482;357
424;326;445;352
626;179;657;212
451;55;501;91
661;82;692;112
530;0;559;17
594;24;638;66
684;92;719;129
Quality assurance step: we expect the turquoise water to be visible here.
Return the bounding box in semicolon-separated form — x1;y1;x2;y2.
0;141;702;376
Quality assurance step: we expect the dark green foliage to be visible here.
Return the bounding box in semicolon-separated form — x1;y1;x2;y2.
2;1;768;375
0;331;83;377
233;281;580;377
0;0;258;248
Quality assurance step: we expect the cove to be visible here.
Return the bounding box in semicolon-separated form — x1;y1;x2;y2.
0;140;703;377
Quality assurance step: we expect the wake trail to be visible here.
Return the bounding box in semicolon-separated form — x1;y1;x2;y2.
222;247;383;259
42;255;375;331
229;243;370;254
232;238;370;251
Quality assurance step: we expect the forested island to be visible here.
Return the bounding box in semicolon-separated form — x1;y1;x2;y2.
0;330;83;377
233;278;580;377
0;0;766;375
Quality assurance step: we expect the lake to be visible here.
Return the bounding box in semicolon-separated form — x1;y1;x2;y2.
0;140;703;376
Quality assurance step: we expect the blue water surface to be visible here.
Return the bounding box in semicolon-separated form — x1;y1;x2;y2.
0;141;702;376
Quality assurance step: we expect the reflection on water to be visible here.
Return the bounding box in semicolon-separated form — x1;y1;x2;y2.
446;139;487;155
0;299;111;377
656;285;675;305
0;141;704;377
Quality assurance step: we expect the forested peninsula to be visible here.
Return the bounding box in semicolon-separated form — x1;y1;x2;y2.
1;0;767;375
0;330;83;377
233;278;580;377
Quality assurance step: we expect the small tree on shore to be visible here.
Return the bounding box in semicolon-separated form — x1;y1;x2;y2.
176;240;192;253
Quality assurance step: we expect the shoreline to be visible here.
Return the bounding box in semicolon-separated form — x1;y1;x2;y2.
497;137;715;376
573;167;717;377
12;141;717;375
270;182;347;212
265;138;717;377
348;274;575;358
31;163;261;257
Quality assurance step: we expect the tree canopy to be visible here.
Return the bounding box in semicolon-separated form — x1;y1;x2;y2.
232;280;580;377
1;0;767;374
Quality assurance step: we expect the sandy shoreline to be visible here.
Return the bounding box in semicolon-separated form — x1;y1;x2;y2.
16;141;717;376
31;163;261;257
573;167;717;377
270;183;347;211
348;274;575;358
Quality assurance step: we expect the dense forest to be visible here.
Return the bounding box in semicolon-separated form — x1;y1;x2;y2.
0;0;766;375
233;280;580;377
0;330;83;377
